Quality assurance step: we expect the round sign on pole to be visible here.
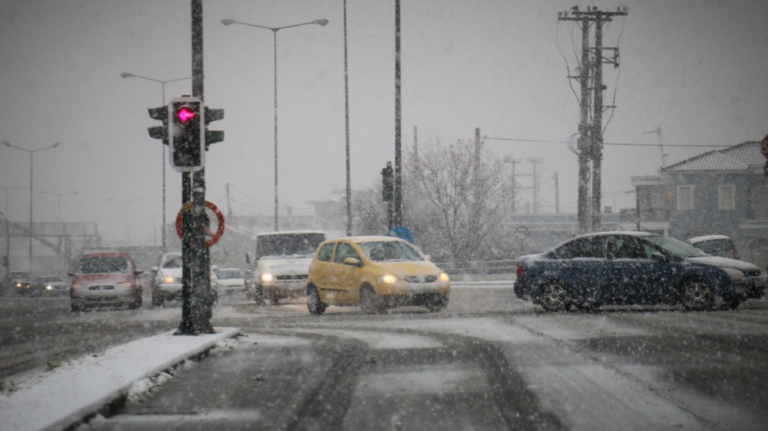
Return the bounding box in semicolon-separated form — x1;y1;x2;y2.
175;201;226;247
761;134;768;160
515;226;530;241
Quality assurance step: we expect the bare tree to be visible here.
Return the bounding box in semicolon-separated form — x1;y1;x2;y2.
404;137;510;263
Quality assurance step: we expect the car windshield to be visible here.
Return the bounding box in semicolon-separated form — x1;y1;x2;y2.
256;233;325;259
646;236;708;258
77;257;130;274
216;269;242;279
162;255;183;269
358;241;424;262
691;239;733;254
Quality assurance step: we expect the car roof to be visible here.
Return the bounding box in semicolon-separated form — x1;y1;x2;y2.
686;234;732;243
332;235;405;243
256;230;324;237
216;267;242;271
81;252;131;259
575;231;655;239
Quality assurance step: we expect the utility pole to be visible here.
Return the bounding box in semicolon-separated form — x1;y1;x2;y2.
393;0;403;227
558;6;627;233
528;158;542;214
225;183;233;218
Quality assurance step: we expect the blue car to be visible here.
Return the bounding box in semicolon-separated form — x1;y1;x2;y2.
514;231;765;312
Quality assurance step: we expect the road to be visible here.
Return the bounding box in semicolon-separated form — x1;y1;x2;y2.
3;285;768;430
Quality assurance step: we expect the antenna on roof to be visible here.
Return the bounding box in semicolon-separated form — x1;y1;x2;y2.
643;125;666;168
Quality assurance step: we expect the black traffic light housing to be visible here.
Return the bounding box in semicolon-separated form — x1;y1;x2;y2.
382;161;394;202
147;106;168;145
204;107;225;150
169;96;204;172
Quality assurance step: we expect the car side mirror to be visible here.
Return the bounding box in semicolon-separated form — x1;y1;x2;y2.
134;269;144;275
651;252;668;263
245;252;252;264
344;257;362;267
151;266;159;272
67;271;74;277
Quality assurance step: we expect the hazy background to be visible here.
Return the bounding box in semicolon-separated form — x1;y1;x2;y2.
1;0;767;245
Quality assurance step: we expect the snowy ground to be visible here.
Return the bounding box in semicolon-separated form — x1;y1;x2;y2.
0;327;240;431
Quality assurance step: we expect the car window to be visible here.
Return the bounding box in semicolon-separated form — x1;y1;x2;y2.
333;242;360;264
358;241;424;262
317;242;335;262
163;255;182;268
692;239;733;254
216;269;242;279
613;236;650;259
77;257;130;274
551;236;606;259
647;236;708;258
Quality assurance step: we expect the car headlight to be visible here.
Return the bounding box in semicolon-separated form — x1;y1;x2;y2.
260;273;274;283
721;267;745;278
439;272;450;282
162;277;175;284
46;285;53;290
380;274;398;284
15;283;21;288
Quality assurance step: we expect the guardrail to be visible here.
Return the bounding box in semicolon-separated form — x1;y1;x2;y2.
433;259;517;275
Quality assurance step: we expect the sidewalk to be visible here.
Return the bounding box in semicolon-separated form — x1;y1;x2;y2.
0;327;240;431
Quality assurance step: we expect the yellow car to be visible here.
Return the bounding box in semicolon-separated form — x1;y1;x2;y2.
306;236;450;314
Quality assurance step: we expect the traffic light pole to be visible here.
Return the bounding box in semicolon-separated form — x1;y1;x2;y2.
178;0;213;335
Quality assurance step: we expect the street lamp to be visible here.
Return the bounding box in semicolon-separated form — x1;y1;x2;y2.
121;72;192;251
39;191;78;223
108;197;143;245
1;141;60;273
221;17;329;231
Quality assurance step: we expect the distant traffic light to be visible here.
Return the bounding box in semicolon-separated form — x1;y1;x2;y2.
169;96;204;172
382;161;394;201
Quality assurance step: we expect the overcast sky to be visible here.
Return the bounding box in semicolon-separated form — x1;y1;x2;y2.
1;0;767;245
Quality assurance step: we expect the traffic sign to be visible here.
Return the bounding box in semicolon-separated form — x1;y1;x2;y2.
761;134;768;160
515;226;530;240
387;226;413;243
175;201;225;247
764;161;768;178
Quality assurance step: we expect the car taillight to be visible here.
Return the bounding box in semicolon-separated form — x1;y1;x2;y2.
516;262;524;277
734;248;740;260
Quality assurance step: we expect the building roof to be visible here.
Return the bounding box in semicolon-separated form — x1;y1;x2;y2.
662;141;761;172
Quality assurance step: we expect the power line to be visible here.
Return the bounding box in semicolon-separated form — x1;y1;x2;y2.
484;136;731;148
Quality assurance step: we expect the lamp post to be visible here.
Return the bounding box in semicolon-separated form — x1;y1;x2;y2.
221;17;329;231
120;72;192;251
39;191;78;223
108;197;143;245
1;141;60;273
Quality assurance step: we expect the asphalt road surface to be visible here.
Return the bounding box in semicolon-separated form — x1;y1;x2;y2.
3;286;768;431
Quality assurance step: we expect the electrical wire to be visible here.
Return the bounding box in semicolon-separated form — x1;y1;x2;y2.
484;136;731;148
556;21;581;107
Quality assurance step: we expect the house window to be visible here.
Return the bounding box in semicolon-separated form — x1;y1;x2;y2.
677;185;694;211
718;185;735;210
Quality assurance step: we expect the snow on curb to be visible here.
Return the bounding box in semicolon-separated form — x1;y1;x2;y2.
0;327;241;431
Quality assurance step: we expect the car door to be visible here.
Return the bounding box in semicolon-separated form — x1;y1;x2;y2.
329;241;365;304
311;242;337;300
549;235;612;304
608;235;652;303
631;238;684;304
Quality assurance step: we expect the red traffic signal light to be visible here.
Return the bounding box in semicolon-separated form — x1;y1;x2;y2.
177;107;196;123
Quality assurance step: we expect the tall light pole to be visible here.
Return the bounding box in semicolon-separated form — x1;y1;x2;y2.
1;141;60;273
221;17;329;231
108;198;143;245
121;72;191;251
39;191;78;223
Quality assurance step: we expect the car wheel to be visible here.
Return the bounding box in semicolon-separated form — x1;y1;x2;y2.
425;293;449;312
681;279;714;311
151;292;164;307
360;285;384;314
307;285;327;315
538;281;569;312
70;300;86;312
129;296;142;310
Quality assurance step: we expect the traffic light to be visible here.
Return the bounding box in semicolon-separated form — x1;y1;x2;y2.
381;161;394;201
147;106;168;145
169;96;204;172
204;107;225;150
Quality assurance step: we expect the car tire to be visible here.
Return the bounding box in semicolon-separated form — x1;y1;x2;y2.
151;292;164;307
425;293;449;312
538;281;569;312
360;285;384;314
307;285;327;315
681;278;714;311
70;300;86;312
129;295;142;310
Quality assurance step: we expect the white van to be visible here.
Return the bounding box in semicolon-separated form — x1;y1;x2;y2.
245;231;326;305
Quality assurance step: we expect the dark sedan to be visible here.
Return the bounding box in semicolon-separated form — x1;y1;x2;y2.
514;231;766;312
